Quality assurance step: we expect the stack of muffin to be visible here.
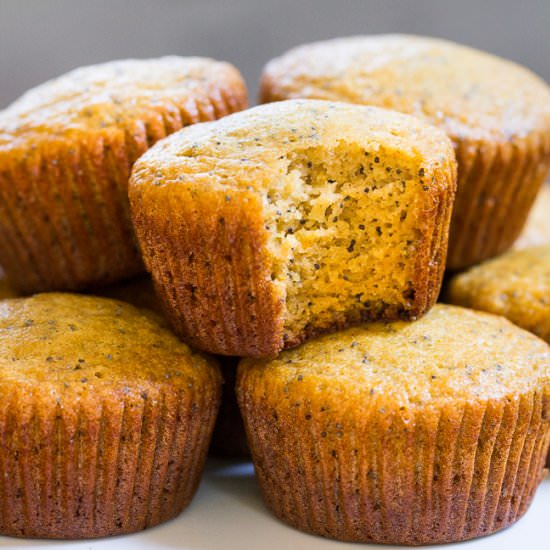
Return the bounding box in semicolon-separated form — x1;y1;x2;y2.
0;35;549;545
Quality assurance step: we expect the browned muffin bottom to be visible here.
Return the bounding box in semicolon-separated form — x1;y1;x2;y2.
238;305;550;545
130;99;456;357
260;35;550;269
0;293;221;539
0;57;248;293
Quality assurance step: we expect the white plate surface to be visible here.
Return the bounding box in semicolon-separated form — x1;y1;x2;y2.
1;460;548;549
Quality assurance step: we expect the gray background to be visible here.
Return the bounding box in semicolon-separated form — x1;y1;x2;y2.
0;0;549;108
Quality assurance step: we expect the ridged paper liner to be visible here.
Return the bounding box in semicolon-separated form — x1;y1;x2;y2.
239;374;550;545
134;153;456;358
134;187;284;357
447;130;550;270
0;383;219;539
0;87;247;294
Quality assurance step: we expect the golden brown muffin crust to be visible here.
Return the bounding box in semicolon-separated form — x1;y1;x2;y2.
240;304;550;407
0;293;219;393
130;99;456;357
0;57;247;152
261;35;550;144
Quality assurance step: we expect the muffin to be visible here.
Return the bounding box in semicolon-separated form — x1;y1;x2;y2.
209;357;249;458
260;35;550;269
0;293;221;539
446;246;550;344
91;278;249;457
129;99;456;357
0;57;248;293
513;184;550;250
237;305;550;545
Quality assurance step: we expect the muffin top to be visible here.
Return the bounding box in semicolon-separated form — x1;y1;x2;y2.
447;246;550;342
260;35;550;143
514;184;550;250
240;304;550;409
0;293;219;401
130;99;454;195
0;56;246;153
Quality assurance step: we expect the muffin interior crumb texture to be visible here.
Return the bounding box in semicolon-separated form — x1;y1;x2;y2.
266;141;424;343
